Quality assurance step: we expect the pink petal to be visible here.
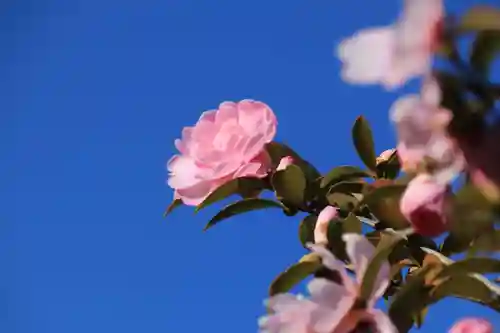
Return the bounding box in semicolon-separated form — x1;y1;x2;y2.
314;206;338;245
421;76;442;107
338;27;394;86
276;156;294;171
370;309;398;333
448;318;493;333
197;110;217;124
307;244;356;293
216;101;238;125
342;234;390;302
167;155;200;189
234;162;264;178
260;295;316;333
174;180;214;206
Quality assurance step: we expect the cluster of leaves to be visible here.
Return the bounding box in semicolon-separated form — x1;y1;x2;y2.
165;5;500;333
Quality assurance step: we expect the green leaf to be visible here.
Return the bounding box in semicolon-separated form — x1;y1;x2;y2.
298;214;317;248
352;116;377;170
431;275;500;311
269;253;322;296
436;258;500;280
343;213;362;234
271;165;307;208
388;266;433;333
459;5;500;32
470;230;500;253
376;150;401;179
320;166;373;189
265;142;321;180
360;184;410;230
163;198;183;217
326;192;359;212
204;198;284;231
359;233;405;302
196;177;265;212
329;180;366;195
470;30;500;76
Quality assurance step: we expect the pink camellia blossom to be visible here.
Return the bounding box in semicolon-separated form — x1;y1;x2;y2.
376;148;396;165
167;100;277;206
390;77;465;185
276;156;294;171
400;173;451;237
448;318;493;333
259;234;396;333
314;206;338;245
337;0;443;89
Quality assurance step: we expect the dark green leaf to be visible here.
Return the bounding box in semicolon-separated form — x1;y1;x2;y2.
360;233;405;301
269;253;322;296
196;177;265;212
470;31;500;76
329;181;366;195
163;198;183;217
204;198;284;231
299;215;317;248
388;266;433;333
360;184;410;230
436;258;500;280
470;230;500;253
321;166;373;189
343;213;362;234
265;142;321;180
327;221;349;262
271;165;307;208
326;192;359;212
352;116;377;170
360;184;407;207
459;6;500;32
376;150;401;179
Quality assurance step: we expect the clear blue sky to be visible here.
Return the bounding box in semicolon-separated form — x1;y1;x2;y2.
3;0;500;332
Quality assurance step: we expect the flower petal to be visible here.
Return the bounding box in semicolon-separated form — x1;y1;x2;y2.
370;309;398;333
167;155;200;189
342;234;390;302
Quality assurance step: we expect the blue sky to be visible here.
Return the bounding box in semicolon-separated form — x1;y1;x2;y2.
3;0;500;332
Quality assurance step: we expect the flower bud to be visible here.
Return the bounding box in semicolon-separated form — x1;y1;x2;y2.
376;148;396;165
449;318;492;333
276;156;294;171
314;206;338;244
400;174;450;237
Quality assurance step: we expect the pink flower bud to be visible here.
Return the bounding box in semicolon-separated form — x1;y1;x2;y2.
276;156;294;171
376;148;396;165
400;174;450;237
314;206;338;244
449;318;492;333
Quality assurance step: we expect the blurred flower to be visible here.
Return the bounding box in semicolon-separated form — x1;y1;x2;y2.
376;148;396;165
260;234;396;333
400;173;451;237
276;156;294;171
167;100;277;206
337;0;443;89
314;206;338;245
390;77;464;185
448;318;493;333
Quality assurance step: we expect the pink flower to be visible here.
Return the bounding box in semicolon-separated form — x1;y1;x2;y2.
449;318;493;333
337;0;443;89
400;174;450;237
276;156;294;171
314;206;339;245
260;234;396;333
376;148;396;165
167;100;277;206
390;77;464;185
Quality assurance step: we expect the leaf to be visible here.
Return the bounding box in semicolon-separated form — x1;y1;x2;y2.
470;30;500;76
329;181;366;195
196;177;265;212
470;230;500;253
271;165;307;208
326;192;359;212
299;214;317;248
376;150;401;179
321;165;373;189
352;116;377;170
269;253;322;296
359;233;405;302
204;199;284;231
343;213;362;234
163;198;183;217
388;266;434;333
265;141;321;180
436;258;500;280
459;5;500;32
360;184;410;230
413;307;429;329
